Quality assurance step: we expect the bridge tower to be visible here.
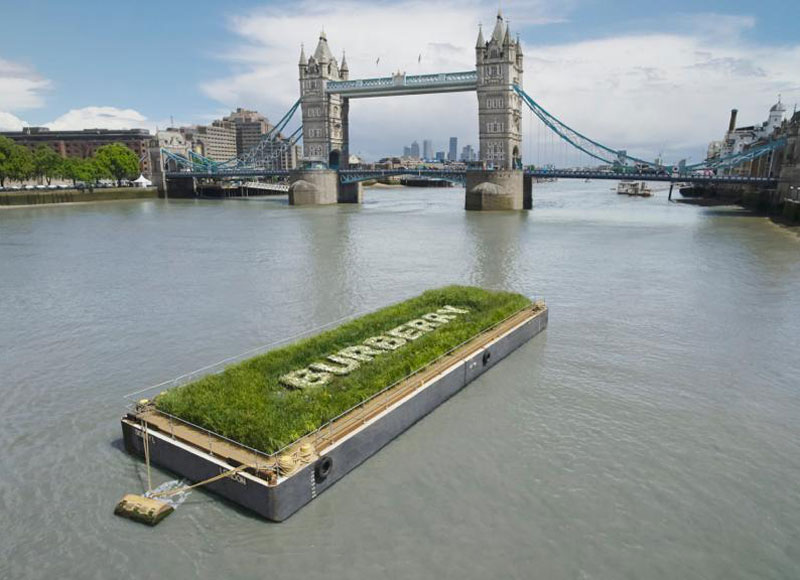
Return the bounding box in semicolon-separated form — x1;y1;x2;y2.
467;12;527;210
476;11;523;169
298;32;348;169
292;32;360;205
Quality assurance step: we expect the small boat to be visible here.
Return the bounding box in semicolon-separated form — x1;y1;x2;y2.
617;181;653;197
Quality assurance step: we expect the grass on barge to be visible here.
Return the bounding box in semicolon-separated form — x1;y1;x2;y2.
154;286;531;454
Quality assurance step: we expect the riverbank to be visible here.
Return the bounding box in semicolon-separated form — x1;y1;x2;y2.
0;186;158;207
678;184;800;224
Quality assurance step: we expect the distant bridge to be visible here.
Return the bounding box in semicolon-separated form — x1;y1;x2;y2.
524;169;778;186
165;167;777;187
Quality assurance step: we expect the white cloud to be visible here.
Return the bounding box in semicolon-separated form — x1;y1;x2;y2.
199;4;800;162
44;106;154;131
0;57;51;110
526;30;800;162
0;111;27;131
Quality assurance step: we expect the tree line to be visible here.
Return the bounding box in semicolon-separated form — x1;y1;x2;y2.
0;136;142;189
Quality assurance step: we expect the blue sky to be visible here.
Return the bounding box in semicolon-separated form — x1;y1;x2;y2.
1;0;798;162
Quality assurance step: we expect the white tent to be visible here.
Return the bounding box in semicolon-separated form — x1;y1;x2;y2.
132;174;152;188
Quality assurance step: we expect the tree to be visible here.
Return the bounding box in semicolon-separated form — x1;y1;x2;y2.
0;136;13;188
75;158;102;191
94;143;139;186
0;136;32;188
33;144;62;185
8;143;34;181
59;157;81;187
59;157;100;191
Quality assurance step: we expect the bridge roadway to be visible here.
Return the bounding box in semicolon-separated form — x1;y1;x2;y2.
165;168;778;187
325;71;478;98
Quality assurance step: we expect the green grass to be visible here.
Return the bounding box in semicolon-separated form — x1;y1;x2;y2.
154;285;531;454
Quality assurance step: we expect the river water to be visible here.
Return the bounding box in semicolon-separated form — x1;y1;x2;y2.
1;183;799;579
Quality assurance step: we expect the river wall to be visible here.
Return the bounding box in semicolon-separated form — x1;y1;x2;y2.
0;187;158;207
681;184;799;223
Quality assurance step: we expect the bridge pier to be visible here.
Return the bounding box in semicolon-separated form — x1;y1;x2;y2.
465;170;525;211
287;169;363;205
338;181;363;204
523;174;533;210
164;176;197;198
288;169;339;205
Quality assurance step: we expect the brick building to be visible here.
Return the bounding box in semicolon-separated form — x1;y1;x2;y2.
1;127;152;174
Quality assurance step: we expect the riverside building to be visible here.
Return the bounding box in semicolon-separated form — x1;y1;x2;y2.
1;126;152;174
712;100;786;176
223;108;275;156
179;121;237;162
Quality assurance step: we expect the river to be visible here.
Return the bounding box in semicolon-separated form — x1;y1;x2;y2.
1;182;799;579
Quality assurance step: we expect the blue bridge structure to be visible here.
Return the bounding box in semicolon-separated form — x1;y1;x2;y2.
166;167;778;187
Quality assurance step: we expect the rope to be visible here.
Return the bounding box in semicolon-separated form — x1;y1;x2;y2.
147;465;250;499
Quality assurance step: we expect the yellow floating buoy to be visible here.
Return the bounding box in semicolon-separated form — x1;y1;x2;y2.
114;494;174;526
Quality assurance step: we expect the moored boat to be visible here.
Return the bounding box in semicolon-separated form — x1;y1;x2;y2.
617;181;653;197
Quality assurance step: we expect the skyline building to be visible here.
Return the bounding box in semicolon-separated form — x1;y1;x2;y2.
448;137;458;161
460;144;477;162
410;141;420;159
423;139;433;160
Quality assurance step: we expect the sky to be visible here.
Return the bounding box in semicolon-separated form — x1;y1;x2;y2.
1;0;798;164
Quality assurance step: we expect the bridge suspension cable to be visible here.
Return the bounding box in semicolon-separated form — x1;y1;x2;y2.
514;85;658;169
515;85;788;174
684;137;787;171
160;99;303;174
238;99;302;167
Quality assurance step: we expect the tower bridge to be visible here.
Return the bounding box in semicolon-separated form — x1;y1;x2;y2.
162;9;792;209
292;11;525;209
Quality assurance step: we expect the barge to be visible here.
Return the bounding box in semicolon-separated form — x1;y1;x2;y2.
120;287;547;521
